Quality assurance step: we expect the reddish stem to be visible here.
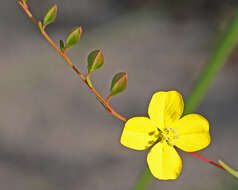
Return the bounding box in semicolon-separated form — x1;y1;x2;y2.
188;152;225;170
17;0;127;123
106;94;112;104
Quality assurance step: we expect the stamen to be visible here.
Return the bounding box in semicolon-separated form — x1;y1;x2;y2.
148;131;155;136
161;126;180;146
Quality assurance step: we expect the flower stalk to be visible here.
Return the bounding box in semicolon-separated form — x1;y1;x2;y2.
188;152;224;170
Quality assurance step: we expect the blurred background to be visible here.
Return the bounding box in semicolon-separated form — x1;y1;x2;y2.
0;0;238;189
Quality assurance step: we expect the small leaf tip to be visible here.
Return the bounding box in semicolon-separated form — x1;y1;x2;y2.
219;159;238;178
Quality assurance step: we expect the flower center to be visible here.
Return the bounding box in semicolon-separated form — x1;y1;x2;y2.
159;127;179;146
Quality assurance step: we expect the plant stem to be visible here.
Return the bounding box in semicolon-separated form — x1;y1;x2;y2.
132;167;152;190
188;152;224;170
17;0;37;25
106;94;112;103
17;0;127;122
133;8;238;190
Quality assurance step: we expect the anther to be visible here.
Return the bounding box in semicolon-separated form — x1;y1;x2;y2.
148;131;155;136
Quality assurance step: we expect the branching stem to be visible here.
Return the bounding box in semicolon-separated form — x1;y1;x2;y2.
17;0;127;122
106;94;112;104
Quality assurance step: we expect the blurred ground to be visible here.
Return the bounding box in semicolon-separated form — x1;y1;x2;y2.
0;0;238;190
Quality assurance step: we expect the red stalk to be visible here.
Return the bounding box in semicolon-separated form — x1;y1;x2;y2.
188;152;225;170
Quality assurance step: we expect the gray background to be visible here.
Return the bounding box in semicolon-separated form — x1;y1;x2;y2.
0;0;238;189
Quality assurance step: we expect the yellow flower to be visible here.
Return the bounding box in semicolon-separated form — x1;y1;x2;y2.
120;91;211;180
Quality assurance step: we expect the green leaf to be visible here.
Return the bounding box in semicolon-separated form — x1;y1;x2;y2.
66;27;82;48
88;50;104;72
110;72;128;96
60;40;65;53
218;160;238;178
43;4;58;26
38;21;43;33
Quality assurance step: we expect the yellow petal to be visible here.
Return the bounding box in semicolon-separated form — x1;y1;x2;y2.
120;117;159;150
172;114;210;152
147;142;182;180
148;91;184;129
